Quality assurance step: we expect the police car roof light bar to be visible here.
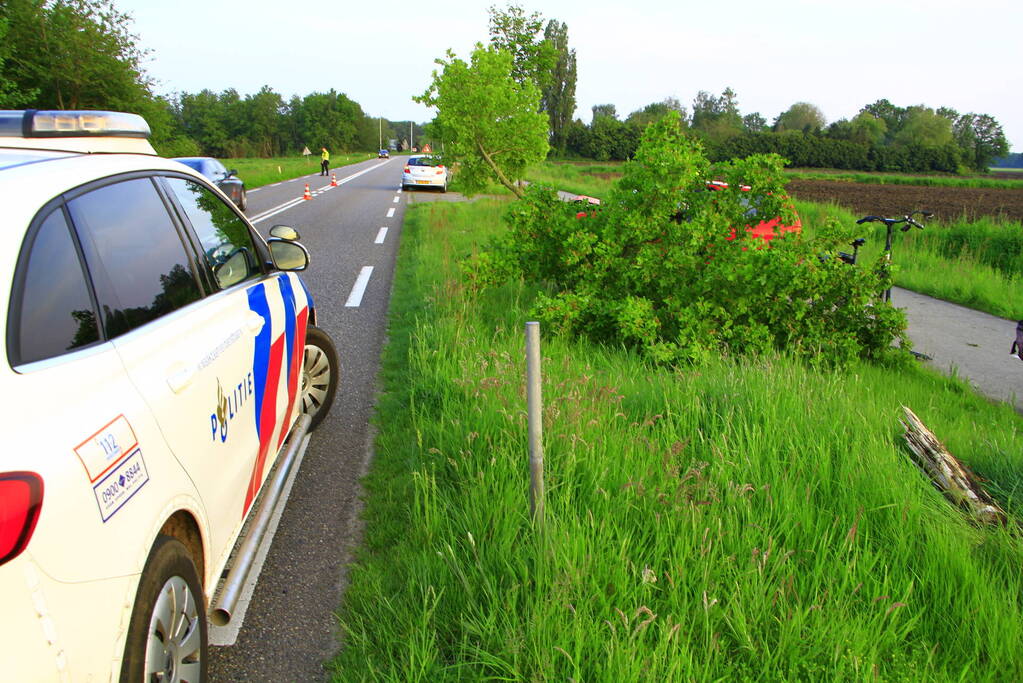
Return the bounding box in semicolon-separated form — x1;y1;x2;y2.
0;110;151;139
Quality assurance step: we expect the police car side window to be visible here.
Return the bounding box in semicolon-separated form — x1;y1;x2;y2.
68;178;202;338
12;209;99;365
165;177;262;290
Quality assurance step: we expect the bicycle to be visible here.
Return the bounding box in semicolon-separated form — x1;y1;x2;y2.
853;210;932;302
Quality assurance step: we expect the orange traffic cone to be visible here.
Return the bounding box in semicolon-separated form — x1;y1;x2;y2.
330;173;338;187
303;183;312;200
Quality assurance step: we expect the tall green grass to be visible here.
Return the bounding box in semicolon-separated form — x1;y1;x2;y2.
795;200;1023;319
223;153;377;188
331;199;1023;681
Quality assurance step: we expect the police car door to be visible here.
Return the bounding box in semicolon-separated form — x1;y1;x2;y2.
65;175;297;562
160;176;309;523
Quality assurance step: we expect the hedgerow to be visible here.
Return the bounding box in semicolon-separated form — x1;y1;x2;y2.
466;112;909;366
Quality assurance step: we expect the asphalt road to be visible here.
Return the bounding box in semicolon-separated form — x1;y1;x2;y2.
208;158;410;682
893;287;1022;412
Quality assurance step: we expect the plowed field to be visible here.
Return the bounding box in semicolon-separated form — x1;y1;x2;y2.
786;179;1023;222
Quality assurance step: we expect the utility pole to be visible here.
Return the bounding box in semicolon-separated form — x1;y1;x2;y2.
378;117;382;150
410;121;413;151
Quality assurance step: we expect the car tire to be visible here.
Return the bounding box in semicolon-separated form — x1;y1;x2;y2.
119;535;207;683
301;325;339;431
238;189;247;212
441;182;447;193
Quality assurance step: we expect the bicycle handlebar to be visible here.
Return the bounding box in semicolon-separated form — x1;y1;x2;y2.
856;210;932;229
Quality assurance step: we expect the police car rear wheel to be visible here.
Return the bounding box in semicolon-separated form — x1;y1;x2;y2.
301;325;338;431
120;535;207;683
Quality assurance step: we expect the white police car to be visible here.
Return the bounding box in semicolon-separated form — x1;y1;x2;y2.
0;111;339;681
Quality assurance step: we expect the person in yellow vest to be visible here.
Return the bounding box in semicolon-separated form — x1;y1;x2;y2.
320;147;330;176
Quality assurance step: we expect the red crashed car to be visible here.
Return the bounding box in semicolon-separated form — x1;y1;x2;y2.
575;182;801;243
704;180;801;243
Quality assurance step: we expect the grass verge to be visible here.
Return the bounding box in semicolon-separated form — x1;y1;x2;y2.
331;199;1023;681
224;153;378;188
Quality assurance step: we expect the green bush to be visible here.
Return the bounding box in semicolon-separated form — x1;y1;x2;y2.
468;113;909;366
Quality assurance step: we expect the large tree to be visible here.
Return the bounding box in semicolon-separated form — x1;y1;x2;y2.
773;102;826;133
0;15;34;106
627;97;688;129
893;106;953;149
540;19;576;153
487;3;555;90
943;108;1010;171
690;87;743;142
2;0;151;110
416;44;549;198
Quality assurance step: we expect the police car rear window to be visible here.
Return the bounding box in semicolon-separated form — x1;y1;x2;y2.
13;209;99;364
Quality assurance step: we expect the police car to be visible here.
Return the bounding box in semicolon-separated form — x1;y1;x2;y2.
0;110;339;681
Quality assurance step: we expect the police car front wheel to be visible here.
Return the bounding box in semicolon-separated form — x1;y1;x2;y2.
120;535;207;683
301;325;339;431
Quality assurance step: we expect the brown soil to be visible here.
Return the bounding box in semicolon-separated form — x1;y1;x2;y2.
786;179;1023;222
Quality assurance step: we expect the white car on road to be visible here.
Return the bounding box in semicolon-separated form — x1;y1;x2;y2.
0;110;339;681
401;154;448;192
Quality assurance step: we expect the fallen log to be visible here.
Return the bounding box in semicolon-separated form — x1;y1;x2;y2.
899;406;1006;525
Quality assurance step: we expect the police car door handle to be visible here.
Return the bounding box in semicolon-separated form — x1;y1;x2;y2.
167;365;196;394
246;314;266;335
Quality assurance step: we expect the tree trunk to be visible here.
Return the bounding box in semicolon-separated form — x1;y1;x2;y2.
477;139;524;199
900;406;1006;525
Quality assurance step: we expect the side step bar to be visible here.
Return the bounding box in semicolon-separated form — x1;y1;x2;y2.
210;414;311;626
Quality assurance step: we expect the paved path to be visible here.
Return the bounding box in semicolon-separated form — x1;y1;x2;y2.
892;287;1022;411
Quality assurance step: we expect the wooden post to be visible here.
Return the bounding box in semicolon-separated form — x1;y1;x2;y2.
526;322;545;525
900;406;1006;525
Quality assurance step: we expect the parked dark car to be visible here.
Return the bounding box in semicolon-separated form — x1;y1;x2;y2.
173;156;247;211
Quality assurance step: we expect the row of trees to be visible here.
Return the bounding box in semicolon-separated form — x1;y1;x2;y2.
560;90;1009;173
170;87;422;158
0;0;413;158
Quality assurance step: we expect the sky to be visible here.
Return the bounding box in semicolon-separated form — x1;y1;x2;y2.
117;0;1022;151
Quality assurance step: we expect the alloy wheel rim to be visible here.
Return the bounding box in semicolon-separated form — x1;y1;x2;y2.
144;576;202;682
301;344;330;417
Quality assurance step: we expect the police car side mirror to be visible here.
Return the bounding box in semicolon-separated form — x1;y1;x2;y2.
268;238;309;271
269;224;300;241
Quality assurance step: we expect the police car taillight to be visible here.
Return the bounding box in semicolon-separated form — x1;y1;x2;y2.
0;472;43;567
0;110;151;138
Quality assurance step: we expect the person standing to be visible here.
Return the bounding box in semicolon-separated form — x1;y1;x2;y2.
320;147;330;176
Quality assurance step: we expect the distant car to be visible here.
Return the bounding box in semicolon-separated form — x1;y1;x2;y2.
173;156;247;211
378;148;389;159
402;154;448;192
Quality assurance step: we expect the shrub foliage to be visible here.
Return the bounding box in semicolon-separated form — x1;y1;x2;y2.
468;112;908;365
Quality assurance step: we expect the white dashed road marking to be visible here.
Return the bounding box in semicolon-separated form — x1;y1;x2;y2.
249;161;389;224
386;208;395;218
392;196;399;203
374;227;388;244
345;267;374;307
